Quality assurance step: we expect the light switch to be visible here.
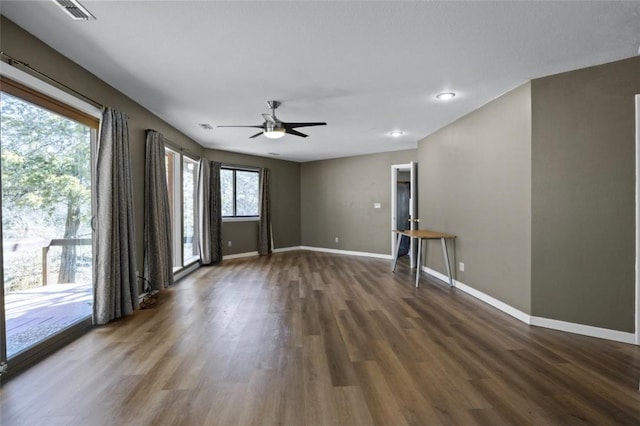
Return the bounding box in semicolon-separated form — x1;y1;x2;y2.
374;203;381;209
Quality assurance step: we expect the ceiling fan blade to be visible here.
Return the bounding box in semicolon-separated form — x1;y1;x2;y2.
262;114;276;124
249;131;263;139
285;128;308;138
283;122;327;129
217;125;264;129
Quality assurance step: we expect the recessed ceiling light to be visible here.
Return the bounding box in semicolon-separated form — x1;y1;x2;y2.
436;92;456;101
388;130;405;137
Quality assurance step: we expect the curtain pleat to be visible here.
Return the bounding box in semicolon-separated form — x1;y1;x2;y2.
258;167;272;255
197;159;212;264
143;130;174;291
93;108;139;325
211;161;223;263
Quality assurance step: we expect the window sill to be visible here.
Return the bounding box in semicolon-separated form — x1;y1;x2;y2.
223;217;260;223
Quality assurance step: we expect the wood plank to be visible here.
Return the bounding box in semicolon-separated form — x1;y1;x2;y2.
2;250;640;425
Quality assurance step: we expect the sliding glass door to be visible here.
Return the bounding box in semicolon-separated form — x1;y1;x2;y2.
165;147;199;271
0;78;97;375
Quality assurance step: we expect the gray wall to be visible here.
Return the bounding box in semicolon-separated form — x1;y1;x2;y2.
204;150;301;256
531;56;640;332
417;83;532;313
301;149;417;255
0;16;204;287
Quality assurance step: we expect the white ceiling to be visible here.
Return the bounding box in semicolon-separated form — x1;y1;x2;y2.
2;1;639;162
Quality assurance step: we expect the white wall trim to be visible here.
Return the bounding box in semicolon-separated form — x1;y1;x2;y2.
223;251;259;260
300;246;393;260
635;94;640;345
222;246;392;261
529;316;636;345
273;246;303;253
423;266;531;323
423;266;637;345
391;163;412;256
221;246;303;260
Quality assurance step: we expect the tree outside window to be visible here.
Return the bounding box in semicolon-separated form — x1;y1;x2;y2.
221;168;259;218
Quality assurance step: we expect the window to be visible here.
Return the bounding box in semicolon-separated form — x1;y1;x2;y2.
221;167;259;218
164;147;199;270
1;76;98;369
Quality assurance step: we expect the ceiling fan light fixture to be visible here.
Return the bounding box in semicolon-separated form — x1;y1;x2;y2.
436;92;456;101
264;128;286;139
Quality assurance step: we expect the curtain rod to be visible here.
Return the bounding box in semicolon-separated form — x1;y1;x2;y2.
0;51;104;109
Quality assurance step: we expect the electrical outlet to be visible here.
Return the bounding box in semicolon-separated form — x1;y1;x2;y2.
459;262;465;272
228;241;232;247
335;237;339;243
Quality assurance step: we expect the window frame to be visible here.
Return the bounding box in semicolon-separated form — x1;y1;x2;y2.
164;146;200;271
220;166;260;221
181;155;199;265
0;73;100;378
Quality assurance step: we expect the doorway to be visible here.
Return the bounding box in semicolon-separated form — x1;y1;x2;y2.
391;162;418;267
0;72;99;379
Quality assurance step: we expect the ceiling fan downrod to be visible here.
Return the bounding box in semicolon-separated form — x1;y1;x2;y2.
267;100;281;116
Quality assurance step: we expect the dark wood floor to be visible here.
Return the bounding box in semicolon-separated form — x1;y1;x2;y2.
2;250;640;425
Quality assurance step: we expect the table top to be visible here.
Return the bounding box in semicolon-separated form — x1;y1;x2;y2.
394;229;456;239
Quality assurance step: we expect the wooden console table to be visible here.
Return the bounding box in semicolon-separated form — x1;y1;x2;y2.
392;229;456;288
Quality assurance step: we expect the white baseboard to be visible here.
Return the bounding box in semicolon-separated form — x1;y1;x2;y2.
529;316;636;345
273;246;303;253
422;266;637;345
222;245;392;260
223;251;259;260
222;246;302;260
300;245;393;260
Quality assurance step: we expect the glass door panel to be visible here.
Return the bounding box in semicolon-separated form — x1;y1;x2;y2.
182;157;198;265
1;90;93;360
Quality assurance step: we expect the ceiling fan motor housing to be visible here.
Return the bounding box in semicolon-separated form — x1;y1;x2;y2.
265;122;284;132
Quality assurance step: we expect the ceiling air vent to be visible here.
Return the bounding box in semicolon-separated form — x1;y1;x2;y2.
53;0;96;20
199;123;214;130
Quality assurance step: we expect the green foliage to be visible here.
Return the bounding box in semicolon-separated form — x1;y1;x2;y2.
1;92;92;288
1;93;90;221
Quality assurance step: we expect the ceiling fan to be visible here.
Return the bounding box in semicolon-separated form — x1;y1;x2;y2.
217;100;326;139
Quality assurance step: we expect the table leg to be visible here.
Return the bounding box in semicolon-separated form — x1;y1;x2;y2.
441;237;454;287
415;238;422;288
392;233;403;272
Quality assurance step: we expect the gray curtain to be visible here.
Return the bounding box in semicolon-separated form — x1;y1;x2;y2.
94;108;139;325
258;167;272;255
199;161;222;264
197;159;212;264
143;130;174;291
211;161;223;263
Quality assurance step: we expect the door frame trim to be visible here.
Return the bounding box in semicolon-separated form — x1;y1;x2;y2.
635;94;639;344
391;162;417;265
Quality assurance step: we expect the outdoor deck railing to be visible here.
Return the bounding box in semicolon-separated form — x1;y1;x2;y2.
41;239;92;286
